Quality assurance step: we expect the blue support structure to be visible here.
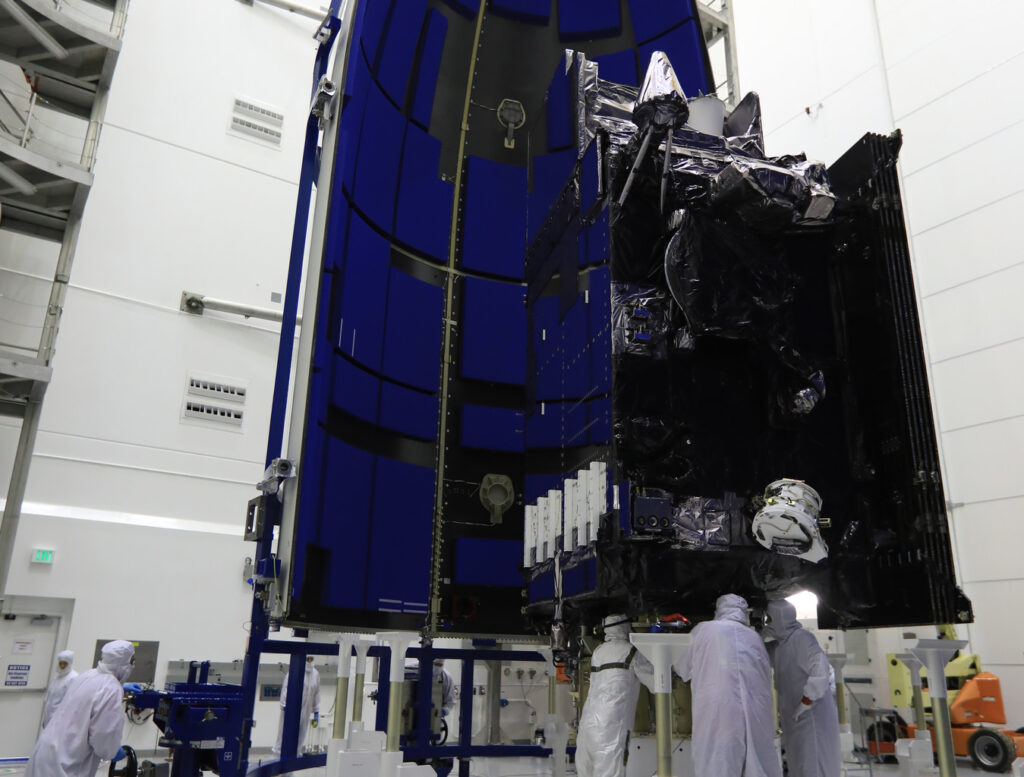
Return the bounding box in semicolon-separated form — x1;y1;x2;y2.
235;3;343;774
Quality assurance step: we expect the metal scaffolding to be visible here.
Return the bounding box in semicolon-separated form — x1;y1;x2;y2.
0;0;128;593
696;0;740;107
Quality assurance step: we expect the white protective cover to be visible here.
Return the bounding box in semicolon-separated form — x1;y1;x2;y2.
575;619;655;777
42;650;79;727
26;641;135;777
274;663;322;754
764;600;841;777
674;595;782;777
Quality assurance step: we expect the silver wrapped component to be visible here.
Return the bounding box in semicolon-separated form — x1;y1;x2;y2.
752;479;829;563
633;51;688;132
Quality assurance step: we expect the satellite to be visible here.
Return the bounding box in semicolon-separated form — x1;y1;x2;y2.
275;0;970;638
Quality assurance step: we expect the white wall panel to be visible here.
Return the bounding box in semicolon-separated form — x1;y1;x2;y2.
5;511;288;750
23;453;252;525
897;54;1024;175
940;417;1024;505
883;0;1024;121
872;0;961;68
731;0;816;131
950;497;1024;585
73;125;298;312
921;262;1024;363
902;121;1024;235
962;579;1024;666
39;288;277;464
930;339;1024;433
104;0;317;183
758;65;891;164
732;0;889;161
912;192;1024;298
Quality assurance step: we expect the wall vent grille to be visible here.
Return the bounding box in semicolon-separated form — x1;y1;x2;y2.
229;116;282;146
232;98;284;127
187;376;247;403
183;400;244;427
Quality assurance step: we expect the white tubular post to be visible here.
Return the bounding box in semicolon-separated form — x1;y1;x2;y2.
333;635;359;739
378;632;418;751
631;633;692;777
351;638;373;725
911;639;967;777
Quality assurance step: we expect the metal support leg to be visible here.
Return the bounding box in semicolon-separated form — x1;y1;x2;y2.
896;652;928;728
333;636;359;739
548;675;557;715
333;676;349;739
281;653;307;759
654;693;672;777
630;634;692;777
911;638;967;777
352;638;371;723
617;126;655;206
826;654;850;726
386;681;404;752
352;673;366;722
486;658;501;745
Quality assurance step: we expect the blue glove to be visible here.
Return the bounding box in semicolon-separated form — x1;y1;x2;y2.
311;711;319;728
123;683;142;693
113;748;126;763
441;708;448;718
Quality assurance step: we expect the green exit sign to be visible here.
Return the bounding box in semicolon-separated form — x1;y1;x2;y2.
32;549;54;564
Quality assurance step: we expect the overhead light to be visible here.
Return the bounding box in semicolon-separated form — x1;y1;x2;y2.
0;161;37;196
0;0;68;59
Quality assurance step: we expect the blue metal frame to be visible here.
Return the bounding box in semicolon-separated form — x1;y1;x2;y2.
239;1;343;772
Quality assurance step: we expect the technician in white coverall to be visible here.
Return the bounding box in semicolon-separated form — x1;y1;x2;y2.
576;614;655;777
764;600;841;777
273;655;321;755
41;649;79;727
433;658;456;716
26;640;134;777
675;594;782;777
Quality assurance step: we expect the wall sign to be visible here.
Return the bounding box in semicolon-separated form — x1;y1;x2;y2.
5;664;30;686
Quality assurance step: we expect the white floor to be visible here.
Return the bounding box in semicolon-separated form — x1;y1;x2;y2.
0;755;1004;777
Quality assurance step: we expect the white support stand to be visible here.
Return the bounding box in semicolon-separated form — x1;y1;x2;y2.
325;634;402;777
895;652;928;729
911;639;967;777
333;634;360;740
827;654;857;764
373;633;434;777
630;633;692;777
353;637;373;725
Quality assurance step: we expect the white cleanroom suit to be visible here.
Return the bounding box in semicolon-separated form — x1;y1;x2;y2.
675;594;782;777
26;640;133;777
273;657;321;755
42;649;79;727
764;600;841;777
576;615;655;777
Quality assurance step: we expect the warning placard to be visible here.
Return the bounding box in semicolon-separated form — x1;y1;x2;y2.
12;639;33;655
5;664;30;687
